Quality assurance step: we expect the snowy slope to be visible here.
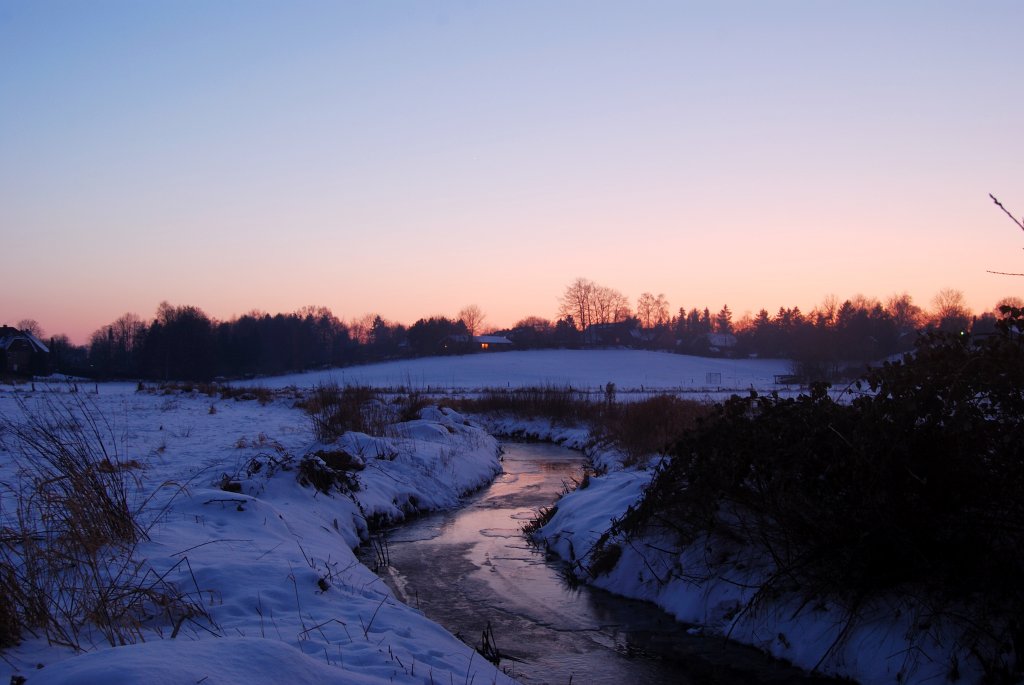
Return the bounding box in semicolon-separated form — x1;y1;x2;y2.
241;349;793;393
0;388;515;685
534;432;982;685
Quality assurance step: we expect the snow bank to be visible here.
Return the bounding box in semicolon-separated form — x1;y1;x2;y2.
0;388;514;685
481;414;591;450
526;419;981;685
27;637;399;685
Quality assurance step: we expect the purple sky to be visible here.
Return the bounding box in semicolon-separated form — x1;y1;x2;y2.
2;1;1023;343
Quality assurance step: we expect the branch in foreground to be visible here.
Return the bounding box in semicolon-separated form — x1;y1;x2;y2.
990;193;1024;232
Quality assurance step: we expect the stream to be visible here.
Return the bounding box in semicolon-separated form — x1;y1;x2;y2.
363;442;839;685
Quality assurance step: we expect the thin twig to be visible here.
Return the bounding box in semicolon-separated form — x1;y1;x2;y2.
362;594;389;639
990;194;1024;232
171;538;252;556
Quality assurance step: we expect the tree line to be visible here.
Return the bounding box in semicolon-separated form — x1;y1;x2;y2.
511;278;1017;379
13;282;1020;382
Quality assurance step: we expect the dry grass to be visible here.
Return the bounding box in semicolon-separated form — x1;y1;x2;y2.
298;383;429;443
454;387;711;463
452;385;598;425
598;394;710;463
0;392;211;650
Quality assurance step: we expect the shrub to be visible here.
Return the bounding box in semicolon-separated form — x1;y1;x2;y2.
299;383;382;442
394;391;430;423
218;384;273;405
453;385;598;424
456;388;711;464
296;449;364;494
614;311;1024;679
598;394;709;463
4;393;143;550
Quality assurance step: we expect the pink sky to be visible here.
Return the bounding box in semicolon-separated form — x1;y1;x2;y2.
2;2;1022;344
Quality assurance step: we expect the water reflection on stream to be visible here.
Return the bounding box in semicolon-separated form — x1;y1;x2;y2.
364;442;835;685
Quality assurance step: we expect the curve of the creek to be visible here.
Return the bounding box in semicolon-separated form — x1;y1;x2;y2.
361;442;841;685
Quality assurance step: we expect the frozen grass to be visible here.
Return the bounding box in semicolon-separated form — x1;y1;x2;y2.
453;385;711;465
0;392;209;651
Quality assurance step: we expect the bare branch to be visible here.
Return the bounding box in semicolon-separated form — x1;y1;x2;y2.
990;194;1024;232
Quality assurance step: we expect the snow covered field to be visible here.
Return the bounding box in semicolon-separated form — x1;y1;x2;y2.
241;349;795;395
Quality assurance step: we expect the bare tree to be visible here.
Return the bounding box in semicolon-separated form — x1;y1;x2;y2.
995;296;1024;314
592;285;631;325
558;278;632;330
932;288;969;319
815;294;839;327
458;304;487;337
636;293;670;329
17;319;43;338
514;316;552;332
931;288;972;332
851;294;882;312
111;313;145;353
558;278;597;331
654;294;670;326
885;293;924;332
348;314;377;345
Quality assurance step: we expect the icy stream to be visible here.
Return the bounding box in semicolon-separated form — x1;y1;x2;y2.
365;442;837;685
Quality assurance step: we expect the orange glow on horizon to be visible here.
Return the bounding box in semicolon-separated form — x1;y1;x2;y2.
2;3;1021;345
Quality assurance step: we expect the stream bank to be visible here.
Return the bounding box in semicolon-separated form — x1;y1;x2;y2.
365;442;840;685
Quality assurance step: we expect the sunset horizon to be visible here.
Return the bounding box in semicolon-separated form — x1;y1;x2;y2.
4;277;1020;348
3;2;1022;346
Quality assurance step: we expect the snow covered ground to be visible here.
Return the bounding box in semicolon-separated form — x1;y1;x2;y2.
0;386;516;685
238;349;795;396
0;350;887;684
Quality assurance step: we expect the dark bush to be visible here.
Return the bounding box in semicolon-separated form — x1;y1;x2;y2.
453;385;599;425
296;452;361;494
587;539;622;577
613;310;1024;679
598;395;709;463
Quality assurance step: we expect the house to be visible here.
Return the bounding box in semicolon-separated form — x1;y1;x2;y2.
583;321;638;346
0;325;50;376
706;332;738;354
473;335;513;351
440;334;471;353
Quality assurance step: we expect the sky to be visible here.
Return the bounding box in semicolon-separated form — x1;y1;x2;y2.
2;1;1023;344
